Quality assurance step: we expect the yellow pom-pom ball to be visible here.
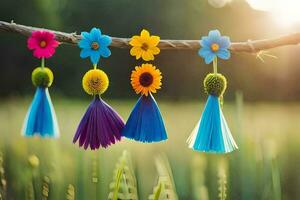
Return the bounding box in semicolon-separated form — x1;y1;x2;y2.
82;69;109;95
32;67;54;87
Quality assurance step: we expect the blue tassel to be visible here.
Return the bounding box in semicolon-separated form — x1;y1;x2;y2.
187;95;238;153
122;94;167;142
22;87;59;138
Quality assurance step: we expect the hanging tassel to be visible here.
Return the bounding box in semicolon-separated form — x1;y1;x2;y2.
122;94;167;142
187;95;237;153
22;68;59;138
74;28;125;150
124;30;167;143
73;95;124;149
73;69;125;150
23;30;60;138
22;87;59;137
187;73;238;153
188;29;238;153
122;63;167;143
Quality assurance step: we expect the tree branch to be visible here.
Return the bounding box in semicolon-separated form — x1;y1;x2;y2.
1;20;300;52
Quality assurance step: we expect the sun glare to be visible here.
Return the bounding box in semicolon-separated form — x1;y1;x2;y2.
246;0;300;27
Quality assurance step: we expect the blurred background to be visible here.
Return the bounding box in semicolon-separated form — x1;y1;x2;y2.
1;0;300;199
1;0;300;101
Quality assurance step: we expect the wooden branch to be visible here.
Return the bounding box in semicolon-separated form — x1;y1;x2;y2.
1;20;300;52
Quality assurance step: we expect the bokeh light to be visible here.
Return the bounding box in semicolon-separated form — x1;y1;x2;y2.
208;0;232;8
246;0;300;27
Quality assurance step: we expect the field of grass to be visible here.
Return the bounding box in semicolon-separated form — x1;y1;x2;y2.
0;95;300;200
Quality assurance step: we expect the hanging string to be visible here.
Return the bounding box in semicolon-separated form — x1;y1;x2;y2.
213;57;218;74
41;57;45;69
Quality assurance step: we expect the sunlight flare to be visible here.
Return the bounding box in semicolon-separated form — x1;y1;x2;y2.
246;0;300;27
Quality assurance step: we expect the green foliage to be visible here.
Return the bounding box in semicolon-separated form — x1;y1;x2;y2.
25;182;35;200
0;153;6;200
191;155;209;200
41;176;50;200
204;73;227;97
108;151;138;200
0;99;298;199
27;154;41;200
148;155;178;200
264;141;282;200
66;184;75;200
218;159;228;200
31;67;54;88
271;158;282;200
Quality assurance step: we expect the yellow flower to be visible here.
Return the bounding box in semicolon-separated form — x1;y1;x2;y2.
82;69;109;95
129;29;160;61
28;155;39;168
131;63;162;96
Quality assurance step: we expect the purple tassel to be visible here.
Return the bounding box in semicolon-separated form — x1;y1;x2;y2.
73;96;125;150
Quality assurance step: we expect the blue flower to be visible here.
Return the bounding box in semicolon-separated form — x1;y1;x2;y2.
198;30;231;64
78;28;112;64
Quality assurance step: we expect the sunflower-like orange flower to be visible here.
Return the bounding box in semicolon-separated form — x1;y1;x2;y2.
131;64;162;96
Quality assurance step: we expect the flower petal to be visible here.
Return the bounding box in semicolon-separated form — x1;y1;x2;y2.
99;47;111;58
90;50;101;64
33;49;43;59
27;37;39;50
31;31;43;39
142;51;154;61
219;36;231;49
49;40;59;48
149;46;160;55
43;48;55;58
99;35;111;46
204;53;216;64
217;49;231;60
200;36;212;48
130;36;142;47
79;39;91;49
149;36;160;46
33;48;52;59
141;29;150;39
135;52;142;59
198;47;212;57
80;49;91;58
81;32;92;41
90;28;102;41
208;30;221;41
130;46;142;56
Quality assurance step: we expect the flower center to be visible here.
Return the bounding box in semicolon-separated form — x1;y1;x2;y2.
40;40;47;48
141;43;149;51
139;72;153;87
211;43;219;52
91;42;100;50
89;77;101;91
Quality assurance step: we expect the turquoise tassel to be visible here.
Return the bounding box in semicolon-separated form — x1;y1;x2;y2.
22;87;59;138
187;95;237;153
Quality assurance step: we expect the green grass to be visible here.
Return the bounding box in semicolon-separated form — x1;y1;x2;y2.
0;97;300;199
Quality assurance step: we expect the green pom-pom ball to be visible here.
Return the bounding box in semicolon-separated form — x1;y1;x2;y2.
31;67;54;87
204;73;227;97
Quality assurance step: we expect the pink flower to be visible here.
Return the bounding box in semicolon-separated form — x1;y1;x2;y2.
27;31;59;59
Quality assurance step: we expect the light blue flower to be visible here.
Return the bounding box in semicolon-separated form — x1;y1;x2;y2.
78;28;112;64
198;30;231;64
